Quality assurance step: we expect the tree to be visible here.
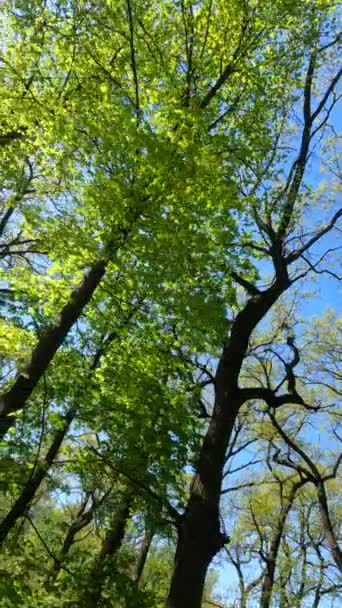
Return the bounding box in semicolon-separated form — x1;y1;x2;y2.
166;11;342;606
0;2;341;608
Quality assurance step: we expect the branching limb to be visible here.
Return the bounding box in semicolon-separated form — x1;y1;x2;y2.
231;271;261;296
286;208;342;264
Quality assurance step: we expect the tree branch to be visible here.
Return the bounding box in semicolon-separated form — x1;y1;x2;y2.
231;271;261;296
126;0;140;124
286;208;342;264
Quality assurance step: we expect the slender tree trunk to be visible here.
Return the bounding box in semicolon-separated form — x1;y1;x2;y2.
134;526;154;586
0;409;74;547
52;496;93;576
81;492;132;608
316;480;342;572
311;558;324;608
0;258;108;438
167;278;289;608
279;575;288;608
269;410;342;573
0;329;117;546
227;548;262;608
260;480;308;608
295;518;308;608
259;484;300;608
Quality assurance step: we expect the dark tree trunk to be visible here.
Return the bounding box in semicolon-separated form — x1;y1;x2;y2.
82;492;132;608
134;526;154;586
0;206;15;238
167;276;290;608
167;538;216;608
0;258;107;438
167;395;239;608
0;409;73;547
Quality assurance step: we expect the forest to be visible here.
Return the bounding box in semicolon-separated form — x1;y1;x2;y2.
0;1;341;607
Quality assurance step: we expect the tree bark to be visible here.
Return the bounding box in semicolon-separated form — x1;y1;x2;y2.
0;258;108;438
167;276;290;608
0;408;73;547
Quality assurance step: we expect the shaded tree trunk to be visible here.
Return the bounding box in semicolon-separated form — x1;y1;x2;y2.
166;394;239;608
0;330;117;546
0;258;108;438
0;409;73;547
134;525;154;586
81;491;132;608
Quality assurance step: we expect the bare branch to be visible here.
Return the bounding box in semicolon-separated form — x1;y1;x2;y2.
287;208;342;264
239;386;307;409
221;481;256;495
311;65;342;123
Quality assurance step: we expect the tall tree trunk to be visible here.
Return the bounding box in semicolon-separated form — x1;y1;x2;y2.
134;525;154;586
167;276;290;608
81;491;132;608
316;480;342;572
166;396;239;608
0;258;108;438
0;409;73;547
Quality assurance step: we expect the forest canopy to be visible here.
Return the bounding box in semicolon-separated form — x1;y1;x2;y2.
0;1;341;607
